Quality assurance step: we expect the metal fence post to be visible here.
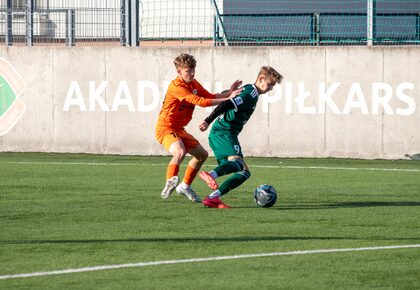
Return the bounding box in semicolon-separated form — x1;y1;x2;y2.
123;0;138;46
126;0;131;45
6;0;13;46
311;13;320;46
213;15;218;46
367;0;376;46
210;0;228;46
26;0;33;46
129;0;139;46
66;9;75;46
120;0;127;46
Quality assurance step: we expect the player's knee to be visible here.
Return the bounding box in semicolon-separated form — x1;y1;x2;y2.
173;148;187;161
239;169;251;180
195;149;208;163
201;150;209;161
245;170;251;179
232;158;245;172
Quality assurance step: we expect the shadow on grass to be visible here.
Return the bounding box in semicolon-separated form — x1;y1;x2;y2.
3;235;420;245
270;201;420;211
1;235;361;245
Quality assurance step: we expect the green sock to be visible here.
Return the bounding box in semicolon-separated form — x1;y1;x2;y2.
219;170;251;196
214;160;243;177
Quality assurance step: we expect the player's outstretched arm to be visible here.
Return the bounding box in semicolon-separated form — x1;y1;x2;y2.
210;87;242;106
215;80;243;99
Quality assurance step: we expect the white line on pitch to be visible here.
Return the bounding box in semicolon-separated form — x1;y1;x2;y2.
1;161;420;173
255;165;420;173
0;161;166;166
0;244;419;280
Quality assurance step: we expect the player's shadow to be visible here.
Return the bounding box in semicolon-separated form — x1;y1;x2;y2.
276;201;420;211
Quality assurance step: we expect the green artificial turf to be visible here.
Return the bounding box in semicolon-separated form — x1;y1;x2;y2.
1;153;419;289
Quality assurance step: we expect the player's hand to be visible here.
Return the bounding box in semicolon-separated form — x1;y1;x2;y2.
228;87;242;99
199;121;209;131
230;79;243;91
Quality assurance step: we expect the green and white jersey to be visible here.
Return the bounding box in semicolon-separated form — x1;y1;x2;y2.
210;84;259;137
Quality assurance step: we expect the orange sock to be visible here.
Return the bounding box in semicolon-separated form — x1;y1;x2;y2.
166;164;179;180
183;165;199;185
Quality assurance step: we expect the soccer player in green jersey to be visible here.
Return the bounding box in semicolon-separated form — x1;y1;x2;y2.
198;66;283;208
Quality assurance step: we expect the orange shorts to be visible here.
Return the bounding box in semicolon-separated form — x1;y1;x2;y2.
156;127;200;152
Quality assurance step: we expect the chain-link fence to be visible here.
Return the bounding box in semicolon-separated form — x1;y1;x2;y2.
1;0;419;47
215;0;420;46
138;0;220;47
0;0;122;46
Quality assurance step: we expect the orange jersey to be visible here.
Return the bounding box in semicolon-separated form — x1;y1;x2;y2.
156;77;215;132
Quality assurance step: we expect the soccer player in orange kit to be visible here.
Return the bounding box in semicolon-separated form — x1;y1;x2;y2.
155;53;242;203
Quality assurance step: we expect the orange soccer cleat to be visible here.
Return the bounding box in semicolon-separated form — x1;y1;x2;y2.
199;171;218;190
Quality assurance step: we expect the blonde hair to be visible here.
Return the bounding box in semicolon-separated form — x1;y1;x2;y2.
258;66;283;84
174;53;197;69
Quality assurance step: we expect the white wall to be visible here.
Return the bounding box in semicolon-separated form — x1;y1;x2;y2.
0;46;419;159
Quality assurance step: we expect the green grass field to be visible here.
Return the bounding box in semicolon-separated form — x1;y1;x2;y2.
1;153;420;289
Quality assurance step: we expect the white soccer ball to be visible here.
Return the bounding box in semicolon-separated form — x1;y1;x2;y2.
253;184;277;208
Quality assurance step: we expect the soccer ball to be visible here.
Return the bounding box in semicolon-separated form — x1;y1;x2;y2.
253;184;277;208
